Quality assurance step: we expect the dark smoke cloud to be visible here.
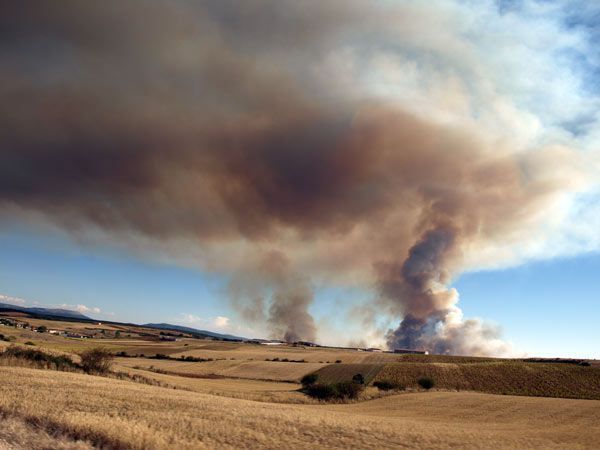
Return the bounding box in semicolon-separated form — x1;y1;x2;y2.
228;250;317;342
0;1;582;350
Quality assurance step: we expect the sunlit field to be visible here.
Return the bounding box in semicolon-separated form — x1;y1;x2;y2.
1;315;600;449
3;367;600;449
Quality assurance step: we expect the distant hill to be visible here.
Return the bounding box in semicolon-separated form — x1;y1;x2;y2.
0;302;92;320
143;323;245;341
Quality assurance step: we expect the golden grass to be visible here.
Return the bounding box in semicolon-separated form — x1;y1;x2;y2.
2;367;600;449
116;365;311;404
116;357;323;382
375;361;600;399
173;344;396;364
0;414;94;450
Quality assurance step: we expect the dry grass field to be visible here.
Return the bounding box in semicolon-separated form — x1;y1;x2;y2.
171;344;380;364
115;365;310;403
115;357;324;382
2;315;600;448
374;361;600;399
0;416;94;450
2;366;600;449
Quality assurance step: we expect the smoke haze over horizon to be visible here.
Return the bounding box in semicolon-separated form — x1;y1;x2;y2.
1;1;600;355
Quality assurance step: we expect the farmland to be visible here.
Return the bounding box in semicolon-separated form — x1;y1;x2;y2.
312;363;385;384
2;313;600;448
374;362;600;400
115;357;324;382
2;366;600;449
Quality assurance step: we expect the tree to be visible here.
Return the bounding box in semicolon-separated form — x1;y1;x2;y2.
418;377;435;390
115;330;121;338
37;325;47;333
301;373;319;388
79;348;114;374
352;373;365;385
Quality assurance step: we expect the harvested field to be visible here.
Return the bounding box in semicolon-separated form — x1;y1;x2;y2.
2;367;600;449
172;345;373;364
116;357;324;382
375;362;600;399
0;415;94;450
313;364;385;384
117;365;309;403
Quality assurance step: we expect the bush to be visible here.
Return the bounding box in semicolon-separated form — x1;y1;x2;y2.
579;361;591;367
36;325;47;333
301;373;319;388
79;348;114;374
334;381;364;399
1;345;76;371
306;381;365;400
418;377;435;390
374;380;405;391
0;334;8;342
24;341;35;346
352;373;365;385
335;360;342;364
306;383;337;400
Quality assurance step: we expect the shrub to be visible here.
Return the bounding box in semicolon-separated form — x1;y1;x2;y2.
352;373;365;385
335;360;342;364
418;377;435;390
334;381;364;399
0;334;8;342
305;381;365;400
374;380;405;391
1;345;77;371
301;373;319;388
306;383;337;400
24;341;35;346
579;361;591;367
79;348;114;374
36;325;47;333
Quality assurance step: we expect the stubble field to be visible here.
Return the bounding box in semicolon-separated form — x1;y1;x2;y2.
2;367;600;449
2;316;600;449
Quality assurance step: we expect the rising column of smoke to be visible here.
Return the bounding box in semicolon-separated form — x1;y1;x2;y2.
228;251;317;343
381;226;460;351
379;218;513;356
269;281;317;343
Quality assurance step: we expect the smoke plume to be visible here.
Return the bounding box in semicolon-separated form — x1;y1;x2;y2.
0;1;594;351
